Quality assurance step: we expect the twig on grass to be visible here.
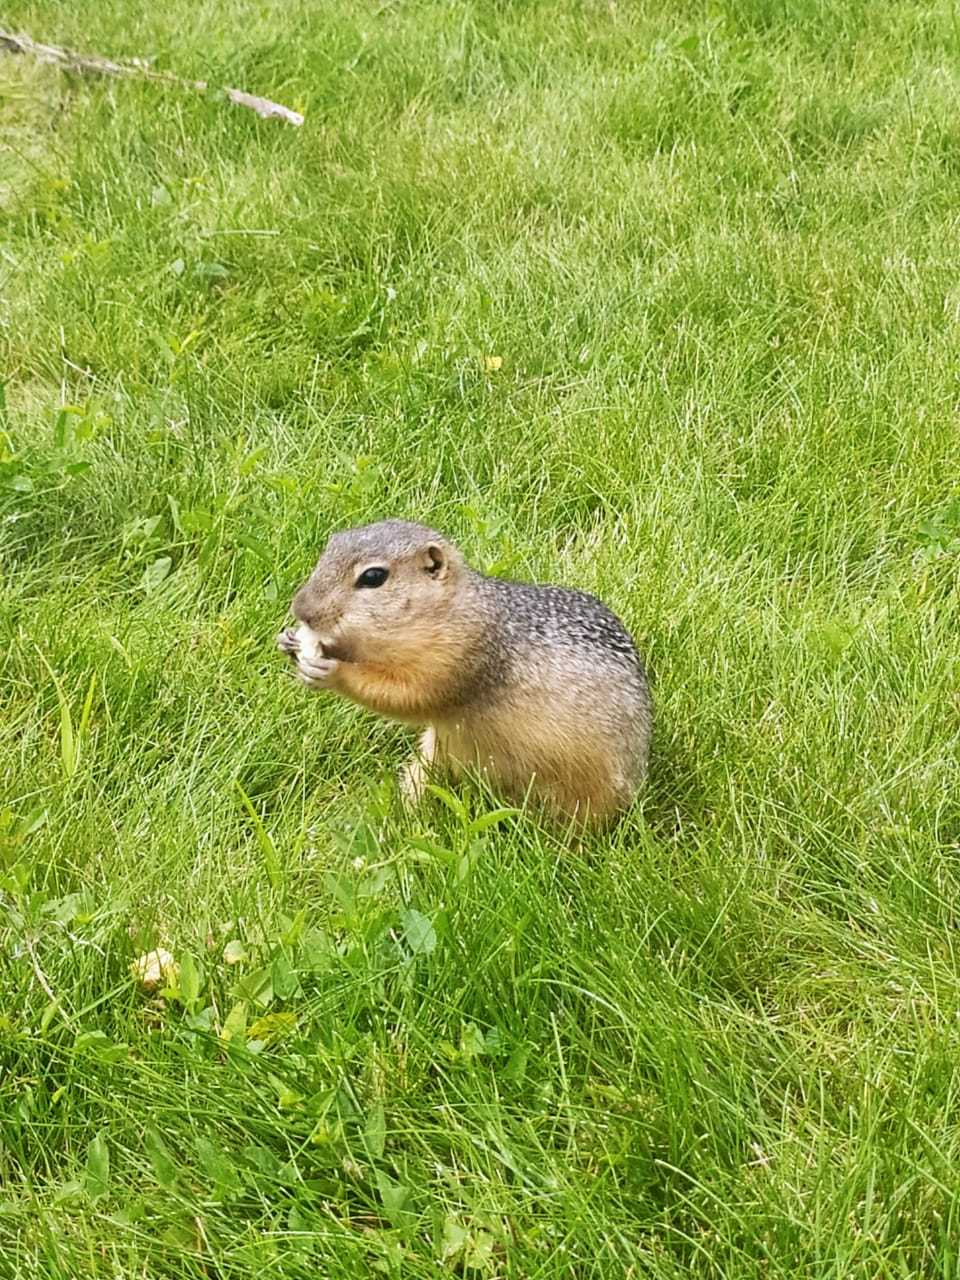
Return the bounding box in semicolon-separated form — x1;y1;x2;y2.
0;29;304;126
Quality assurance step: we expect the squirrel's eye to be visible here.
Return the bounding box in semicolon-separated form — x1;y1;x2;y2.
355;566;389;589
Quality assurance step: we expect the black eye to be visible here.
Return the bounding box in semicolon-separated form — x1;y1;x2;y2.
355;566;389;588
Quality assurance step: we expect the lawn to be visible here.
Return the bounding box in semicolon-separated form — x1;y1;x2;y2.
2;0;960;1275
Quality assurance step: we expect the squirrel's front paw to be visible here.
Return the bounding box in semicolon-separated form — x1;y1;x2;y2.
277;628;300;657
295;655;340;689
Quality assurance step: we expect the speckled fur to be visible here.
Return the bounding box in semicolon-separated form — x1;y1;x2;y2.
282;520;652;826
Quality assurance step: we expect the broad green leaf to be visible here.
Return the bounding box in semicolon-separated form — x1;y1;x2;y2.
247;1011;297;1046
84;1132;110;1202
235;531;272;564
40;999;61;1034
364;1101;386;1160
180;507;214;533
441;1214;469;1262
375;1170;412;1226
186;1004;215;1032
196;1136;241;1200
179;952;201;1009
467;807;521;835
460;1023;486;1058
424;783;470;825
74;1030;127;1063
401;908;436;956
406;835;456;866
235;965;274;1008
504;1044;529;1084
270;950;300;999
357;864;392;898
53;405;82;449
465;1230;496;1270
45;893;81;925
145;1127;178;1190
220;1001;248;1043
75;1029;111;1052
140;556;172;594
223;939;248;965
323;871;356;914
238;447;269;479
280;908;307;947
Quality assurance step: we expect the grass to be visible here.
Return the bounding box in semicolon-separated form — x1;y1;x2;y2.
1;0;960;1274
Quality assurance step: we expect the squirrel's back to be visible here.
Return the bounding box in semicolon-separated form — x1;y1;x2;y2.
481;575;645;667
443;574;652;819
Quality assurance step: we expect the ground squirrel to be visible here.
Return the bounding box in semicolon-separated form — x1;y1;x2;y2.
278;520;652;826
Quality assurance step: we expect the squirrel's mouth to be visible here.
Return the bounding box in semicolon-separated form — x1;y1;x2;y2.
312;629;350;662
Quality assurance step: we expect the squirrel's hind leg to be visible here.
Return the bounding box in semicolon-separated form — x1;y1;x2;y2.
398;727;437;807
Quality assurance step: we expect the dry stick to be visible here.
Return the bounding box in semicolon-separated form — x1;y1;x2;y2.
0;29;304;126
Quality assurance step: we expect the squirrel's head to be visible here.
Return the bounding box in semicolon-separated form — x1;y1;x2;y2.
285;519;467;665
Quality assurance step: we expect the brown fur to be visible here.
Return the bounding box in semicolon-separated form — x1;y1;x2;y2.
281;519;652;827
330;618;476;722
432;698;633;822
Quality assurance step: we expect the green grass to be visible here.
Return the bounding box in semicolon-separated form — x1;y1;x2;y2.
2;0;960;1274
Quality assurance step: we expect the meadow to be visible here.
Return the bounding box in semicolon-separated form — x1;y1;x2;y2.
2;0;960;1274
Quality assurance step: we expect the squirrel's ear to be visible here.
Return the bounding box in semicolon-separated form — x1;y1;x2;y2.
420;543;449;579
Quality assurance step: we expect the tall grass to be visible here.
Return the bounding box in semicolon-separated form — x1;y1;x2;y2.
2;1;959;1274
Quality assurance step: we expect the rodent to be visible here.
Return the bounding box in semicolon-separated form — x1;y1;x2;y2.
278;519;653;826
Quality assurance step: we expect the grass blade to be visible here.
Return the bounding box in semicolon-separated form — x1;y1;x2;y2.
34;646;77;779
234;780;282;890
